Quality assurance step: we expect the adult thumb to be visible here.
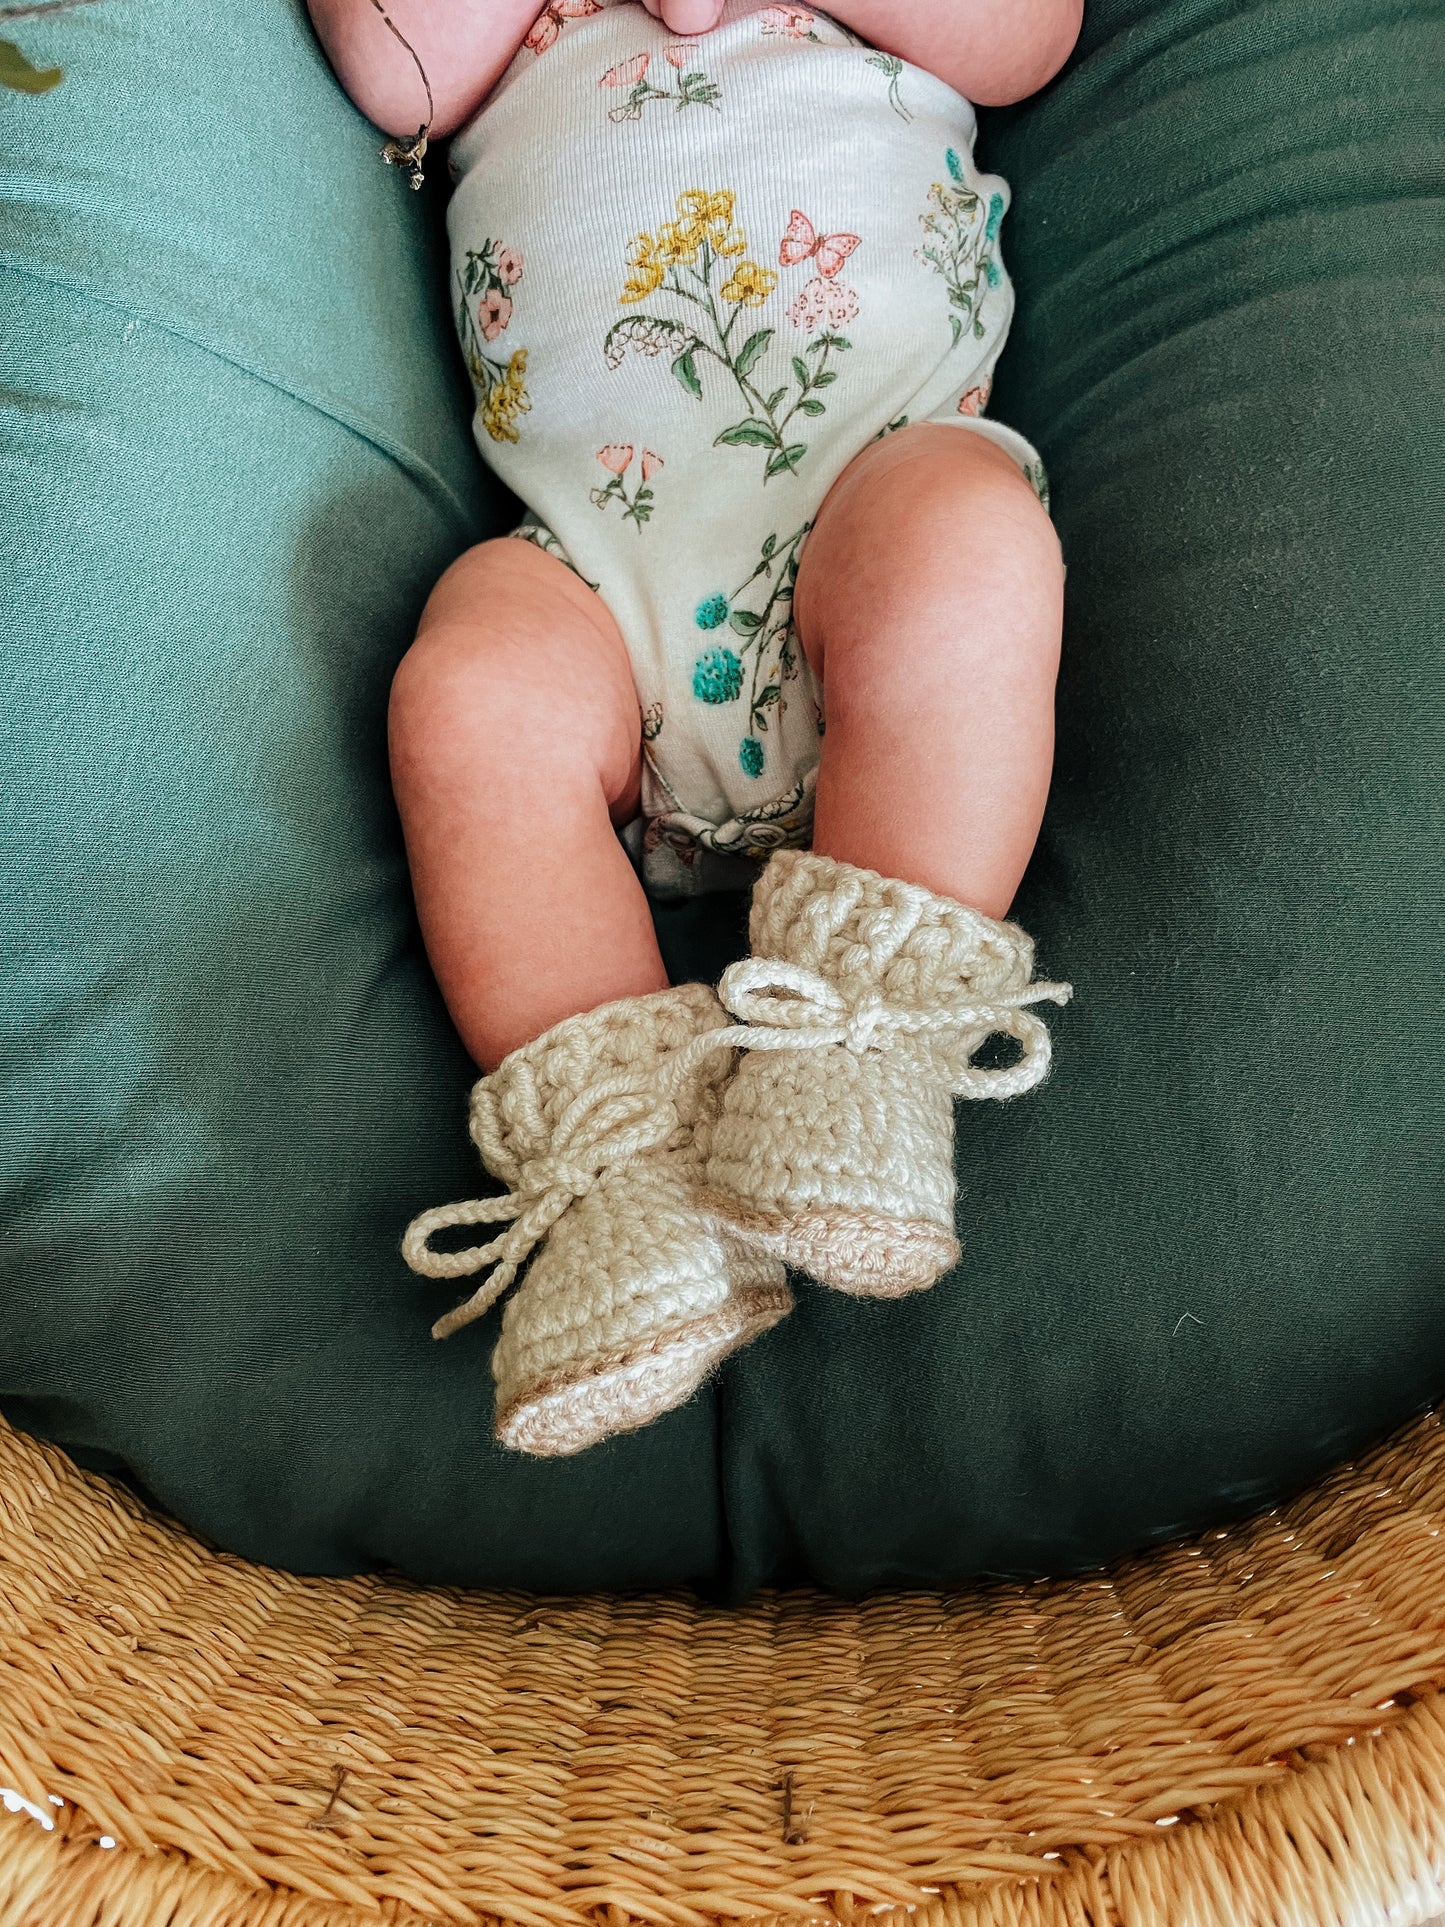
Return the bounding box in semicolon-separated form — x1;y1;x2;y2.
661;0;725;33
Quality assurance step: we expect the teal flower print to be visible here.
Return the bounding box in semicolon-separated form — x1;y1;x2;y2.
984;192;1004;241
695;593;730;630
986;258;1001;286
693;646;743;703
945;147;964;184
739;735;765;777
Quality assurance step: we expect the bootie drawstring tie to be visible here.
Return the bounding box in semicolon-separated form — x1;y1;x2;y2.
709;954;1073;1099
403;1078;685;1338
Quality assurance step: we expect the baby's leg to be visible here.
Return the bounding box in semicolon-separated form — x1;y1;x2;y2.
389;538;667;1072
793;424;1063;919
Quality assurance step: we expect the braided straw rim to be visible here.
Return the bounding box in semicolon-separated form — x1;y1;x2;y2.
2;1406;1444;1927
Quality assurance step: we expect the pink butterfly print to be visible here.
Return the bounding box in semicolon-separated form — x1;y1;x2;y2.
600;52;649;87
778;210;861;279
525;0;602;56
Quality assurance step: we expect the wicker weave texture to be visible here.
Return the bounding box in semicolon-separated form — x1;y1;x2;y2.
2;1409;1445;1927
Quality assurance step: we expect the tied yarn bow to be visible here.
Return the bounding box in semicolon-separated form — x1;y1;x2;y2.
402;1077;685;1339
714;956;1073;1098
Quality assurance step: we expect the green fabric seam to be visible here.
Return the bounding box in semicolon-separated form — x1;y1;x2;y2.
0;255;479;535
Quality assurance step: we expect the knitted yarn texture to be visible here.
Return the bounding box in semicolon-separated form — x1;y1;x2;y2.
402;984;724;1331
402;984;791;1456
493;1151;792;1458
702;851;1072;1295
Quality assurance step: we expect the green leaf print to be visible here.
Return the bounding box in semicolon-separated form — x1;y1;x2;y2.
865;50;912;122
729;609;764;634
765;445;807;478
734;328;774;379
716;419;781;448
672;348;703;398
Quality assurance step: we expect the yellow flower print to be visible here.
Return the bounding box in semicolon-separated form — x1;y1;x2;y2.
621;233;667;304
618;190;753;307
603;187;858;488
676;188;729;237
482;347;530;443
720;261;778;307
655;220;701;267
674;188;747;257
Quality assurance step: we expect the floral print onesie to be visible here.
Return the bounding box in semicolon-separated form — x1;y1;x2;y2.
447;0;1047;896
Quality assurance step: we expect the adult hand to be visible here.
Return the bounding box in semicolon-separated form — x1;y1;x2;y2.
639;0;725;33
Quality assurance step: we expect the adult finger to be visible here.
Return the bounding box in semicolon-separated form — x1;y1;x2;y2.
660;0;724;32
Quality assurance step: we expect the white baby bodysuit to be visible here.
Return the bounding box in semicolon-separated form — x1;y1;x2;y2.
447;0;1046;895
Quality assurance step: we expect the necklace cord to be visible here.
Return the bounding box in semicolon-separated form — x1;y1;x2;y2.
366;0;435;188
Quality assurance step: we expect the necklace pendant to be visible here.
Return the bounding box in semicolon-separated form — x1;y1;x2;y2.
380;129;429;190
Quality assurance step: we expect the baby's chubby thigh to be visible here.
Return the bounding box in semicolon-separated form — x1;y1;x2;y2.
793;421;1065;916
388;536;668;1069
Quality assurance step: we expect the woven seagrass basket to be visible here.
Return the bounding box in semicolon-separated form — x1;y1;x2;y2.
2;1406;1444;1927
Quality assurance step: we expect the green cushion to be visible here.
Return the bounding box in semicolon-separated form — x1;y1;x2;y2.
1;0;1440;1596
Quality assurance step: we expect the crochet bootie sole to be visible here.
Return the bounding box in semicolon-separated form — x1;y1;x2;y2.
494;1271;793;1458
698;1189;959;1298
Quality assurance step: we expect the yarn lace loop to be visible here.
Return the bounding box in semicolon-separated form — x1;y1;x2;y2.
402;1075;685;1339
713;954;1073;1098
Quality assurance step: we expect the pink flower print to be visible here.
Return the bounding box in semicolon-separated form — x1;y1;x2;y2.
592;444;660;527
957;379;992;417
478;288;514;341
495;247;524;286
600;52;649;87
787;274;859;333
664;41;689;67
760;4;815;36
778;209;860;280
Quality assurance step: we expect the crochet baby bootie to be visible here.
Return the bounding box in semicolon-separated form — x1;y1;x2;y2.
402;984;792;1458
701;851;1073;1296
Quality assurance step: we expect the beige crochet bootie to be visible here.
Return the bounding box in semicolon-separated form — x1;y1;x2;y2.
701;851;1073;1297
402;984;792;1458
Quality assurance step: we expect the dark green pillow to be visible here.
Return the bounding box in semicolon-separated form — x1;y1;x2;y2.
1;0;1440;1597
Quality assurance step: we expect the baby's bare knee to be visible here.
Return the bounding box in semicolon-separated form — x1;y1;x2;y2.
799;428;1062;668
390;540;639;803
392;597;524;762
920;439;1058;573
